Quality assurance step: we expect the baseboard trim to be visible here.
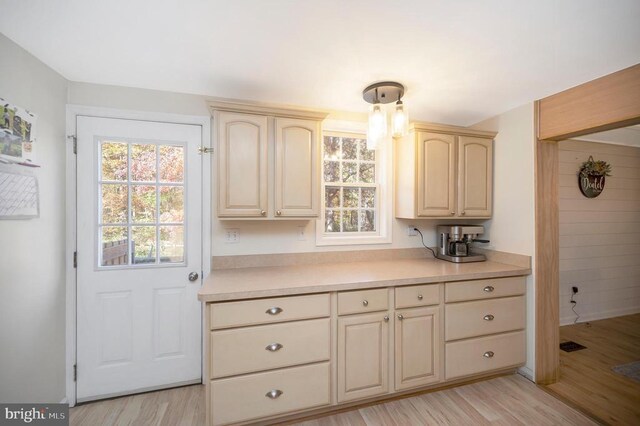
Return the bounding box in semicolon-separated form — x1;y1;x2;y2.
60;397;68;405
560;306;640;326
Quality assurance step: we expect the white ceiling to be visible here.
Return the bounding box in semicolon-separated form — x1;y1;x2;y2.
1;0;639;125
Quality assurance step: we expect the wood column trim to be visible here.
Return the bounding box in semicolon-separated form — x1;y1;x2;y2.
534;100;560;383
538;63;640;141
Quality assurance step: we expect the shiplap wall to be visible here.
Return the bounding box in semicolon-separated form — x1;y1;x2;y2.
559;140;640;325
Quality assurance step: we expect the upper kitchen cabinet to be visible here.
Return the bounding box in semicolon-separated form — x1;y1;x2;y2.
395;123;496;219
215;111;268;217
209;100;328;219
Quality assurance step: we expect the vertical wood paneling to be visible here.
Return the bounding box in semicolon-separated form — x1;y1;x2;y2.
559;139;640;325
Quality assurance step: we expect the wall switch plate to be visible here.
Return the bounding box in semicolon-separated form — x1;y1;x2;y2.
407;226;418;236
297;226;306;241
225;228;240;243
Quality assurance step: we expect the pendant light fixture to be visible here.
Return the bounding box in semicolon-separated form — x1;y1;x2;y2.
362;81;408;149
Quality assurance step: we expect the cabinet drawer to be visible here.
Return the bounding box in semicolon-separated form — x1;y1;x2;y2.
445;276;525;303
210;293;329;329
395;284;441;309
211;362;330;426
211;319;330;378
338;288;388;315
445;331;525;380
445;296;525;341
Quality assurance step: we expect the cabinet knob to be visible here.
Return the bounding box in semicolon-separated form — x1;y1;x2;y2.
260;210;266;216
397;314;404;320
276;210;282;216
461;211;466;215
265;343;283;352
265;389;283;399
483;314;495;321
362;300;369;306
483;286;494;293
450;211;455;215
265;307;283;315
384;315;389;322
417;294;423;300
483;351;495;358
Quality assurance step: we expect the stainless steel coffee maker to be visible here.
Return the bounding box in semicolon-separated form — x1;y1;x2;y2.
436;225;489;263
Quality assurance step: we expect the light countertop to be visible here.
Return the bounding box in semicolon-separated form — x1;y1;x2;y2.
198;257;531;302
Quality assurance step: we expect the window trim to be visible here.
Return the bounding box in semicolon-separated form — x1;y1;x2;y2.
316;121;392;246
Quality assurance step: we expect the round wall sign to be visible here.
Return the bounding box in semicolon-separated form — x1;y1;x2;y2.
579;174;605;198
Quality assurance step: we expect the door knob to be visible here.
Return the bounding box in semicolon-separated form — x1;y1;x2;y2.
188;272;199;282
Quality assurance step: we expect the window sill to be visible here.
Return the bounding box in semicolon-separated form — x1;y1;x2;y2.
315;234;392;247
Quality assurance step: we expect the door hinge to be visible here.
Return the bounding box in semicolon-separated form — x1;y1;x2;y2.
73;251;77;268
68;135;77;154
198;146;213;155
73;364;77;382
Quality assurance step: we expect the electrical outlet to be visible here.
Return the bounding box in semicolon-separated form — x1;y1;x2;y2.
297;226;306;241
407;226;418;236
224;228;240;243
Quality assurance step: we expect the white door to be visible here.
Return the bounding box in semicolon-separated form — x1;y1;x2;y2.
75;116;203;402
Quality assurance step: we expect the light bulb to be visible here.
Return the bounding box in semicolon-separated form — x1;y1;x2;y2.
367;103;387;150
392;101;408;138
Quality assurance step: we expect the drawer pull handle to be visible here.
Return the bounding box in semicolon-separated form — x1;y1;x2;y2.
417;294;423;300
397;314;404;320
266;307;283;315
265;389;283;399
483;286;495;292
483;314;495;321
362;300;369;306
483;351;495;358
384;315;389;322
265;343;283;352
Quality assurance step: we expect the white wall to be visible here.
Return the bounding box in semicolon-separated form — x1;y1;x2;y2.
0;33;68;402
559;139;640;325
471;103;536;378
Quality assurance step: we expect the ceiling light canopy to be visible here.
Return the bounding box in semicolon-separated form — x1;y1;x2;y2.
362;81;408;150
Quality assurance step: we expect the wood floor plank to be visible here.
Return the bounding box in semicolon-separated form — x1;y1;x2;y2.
70;374;595;426
546;313;640;425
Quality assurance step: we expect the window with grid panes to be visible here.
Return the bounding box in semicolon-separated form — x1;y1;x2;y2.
322;133;378;234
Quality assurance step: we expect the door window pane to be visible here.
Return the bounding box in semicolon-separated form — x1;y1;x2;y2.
160;226;184;263
131;185;156;223
159;186;184;223
101;226;128;266
101;184;128;224
98;140;186;267
101;142;128;181
132;226;156;264
159;145;184;182
131;144;156;182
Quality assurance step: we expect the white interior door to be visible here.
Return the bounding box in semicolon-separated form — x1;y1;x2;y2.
76;116;202;402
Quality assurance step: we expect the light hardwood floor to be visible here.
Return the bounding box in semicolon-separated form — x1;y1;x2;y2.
546;313;640;425
70;374;595;426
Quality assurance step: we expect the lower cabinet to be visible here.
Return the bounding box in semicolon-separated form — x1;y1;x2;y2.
211;362;330;426
205;276;526;425
395;306;442;391
337;312;389;402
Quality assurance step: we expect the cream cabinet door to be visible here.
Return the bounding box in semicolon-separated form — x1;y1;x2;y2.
216;111;268;217
457;136;492;217
416;132;456;217
395;307;442;391
274;118;319;217
337;312;389;402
